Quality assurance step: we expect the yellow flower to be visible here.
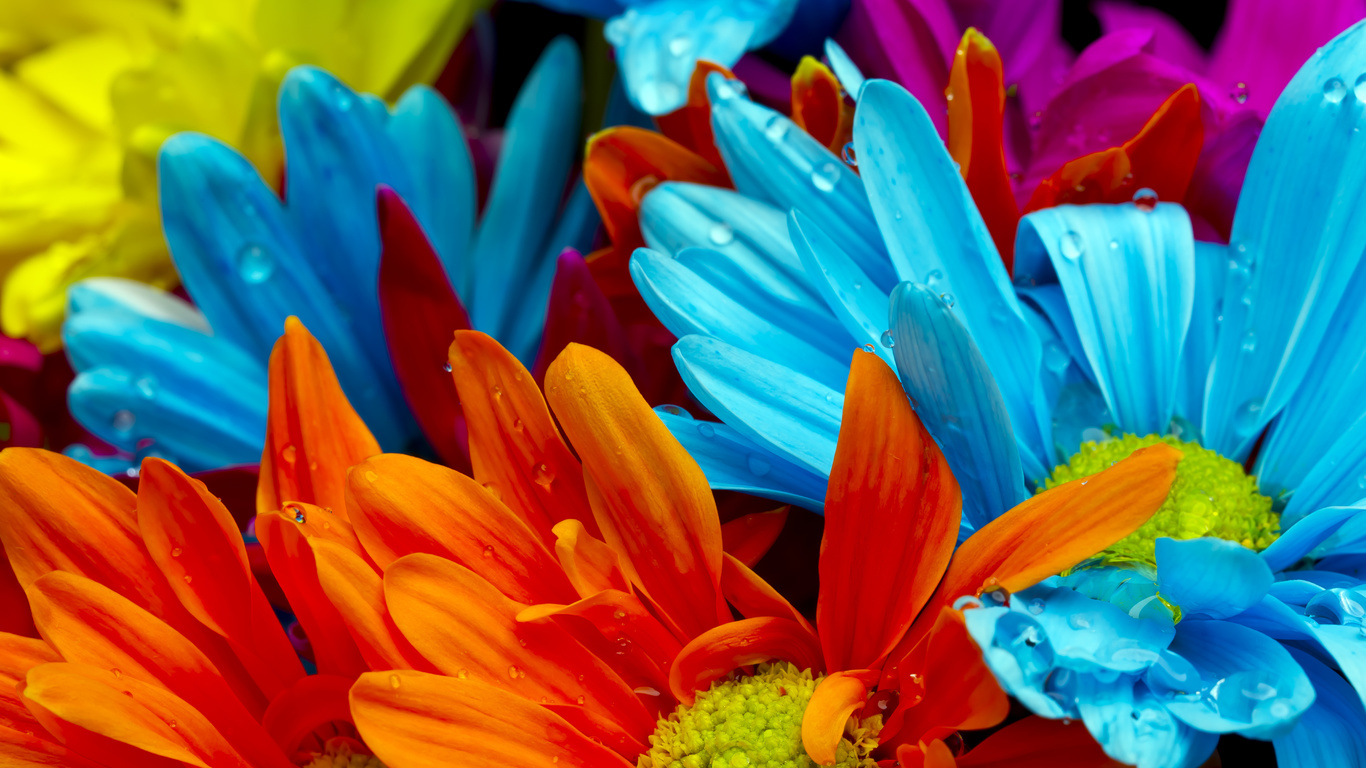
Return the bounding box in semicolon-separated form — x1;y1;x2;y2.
0;0;487;351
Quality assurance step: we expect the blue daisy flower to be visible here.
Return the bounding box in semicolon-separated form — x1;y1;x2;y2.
62;37;614;474
627;17;1366;768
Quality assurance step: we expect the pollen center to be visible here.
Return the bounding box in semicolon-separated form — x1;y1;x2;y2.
640;663;880;768
1042;433;1278;565
302;737;386;768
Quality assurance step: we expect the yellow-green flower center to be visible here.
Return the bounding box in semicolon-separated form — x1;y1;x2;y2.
302;738;386;768
1042;433;1279;565
640;663;880;768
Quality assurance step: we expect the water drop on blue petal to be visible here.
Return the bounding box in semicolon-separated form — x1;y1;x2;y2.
135;377;157;399
697;423;715;438
1234;398;1264;435
1132;187;1158;211
1325;77;1348;103
668;35;691;56
764;114;789;141
112;409;135;434
708;222;734;246
940;293;955;308
880;330;895;348
1060;232;1084;260
1241;331;1256;353
747;454;771;477
236;245;275;284
811;162;839;192
841;142;857;166
1043;342;1070;374
1356;74;1366;102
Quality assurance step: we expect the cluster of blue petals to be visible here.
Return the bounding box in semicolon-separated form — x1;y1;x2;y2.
62;39;605;474
630;17;1366;768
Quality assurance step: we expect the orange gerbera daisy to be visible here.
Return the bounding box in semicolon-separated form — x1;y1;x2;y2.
249;318;1178;766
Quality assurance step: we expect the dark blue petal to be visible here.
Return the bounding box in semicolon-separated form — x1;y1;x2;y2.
1263;505;1366;571
1283;416;1366;525
1273;646;1366;767
1174;242;1227;432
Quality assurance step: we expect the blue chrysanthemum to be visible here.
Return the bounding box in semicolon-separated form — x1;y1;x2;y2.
629;17;1366;768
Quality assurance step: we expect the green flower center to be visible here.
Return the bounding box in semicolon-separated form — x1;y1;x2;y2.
302;738;386;768
640;663;880;768
1042;433;1279;565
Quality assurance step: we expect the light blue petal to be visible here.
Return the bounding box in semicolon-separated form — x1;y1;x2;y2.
1283;415;1366;525
672;334;842;476
631;249;851;390
603;72;655;130
1204;20;1366;457
854;78;1051;468
1021;583;1174;674
787;210;893;368
962;605;1068;718
63;312;267;472
468;37;582;351
1304;619;1366;713
1017;203;1195;437
1162;619;1315;738
1174;242;1227;430
605;0;797;114
1226;595;1320;644
654;407;827;511
62;444;136;476
387;85;476;295
1156;537;1273;620
889;281;1026;528
1268;581;1325;606
1273;646;1366;768
1263;505;1366;572
1051;381;1117;459
67;279;210;335
707;75;895;292
157;133;410;450
1077;676;1219;768
823;38;864;98
1017;283;1091;386
1061;566;1166;618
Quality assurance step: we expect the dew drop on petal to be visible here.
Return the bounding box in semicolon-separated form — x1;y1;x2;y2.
389;674;401;690
880;330;895;348
1132;187;1158;211
1229;81;1249;104
170;547;182;558
708;222;734;246
1060;232;1084;260
841;142;857;166
697;423;716;438
112;409;135;434
747;454;771;477
1356;74;1366;102
236;245;275;284
811;162;839;192
1325;77;1348;103
764;114;789;141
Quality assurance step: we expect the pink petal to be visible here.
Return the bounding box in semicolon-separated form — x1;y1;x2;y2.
1093;0;1208;75
836;0;959;135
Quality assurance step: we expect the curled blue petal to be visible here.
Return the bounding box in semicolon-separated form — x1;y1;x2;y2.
1263;505;1366;571
1023;583;1175;674
1273;646;1366;767
788;210;893;368
1156;537;1273;620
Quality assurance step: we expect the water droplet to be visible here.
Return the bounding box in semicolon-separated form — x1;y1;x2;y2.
183;575;192;584
880;330;895;348
697;423;716;438
635;686;661;696
747;454;772;477
1325;77;1348;103
1029;598;1046;615
924;269;944;289
1241;331;1257;353
668;35;690;56
457;669;468;679
1229;82;1249;104
811;162;839;192
112;409;135;434
134;377;157;400
483;545;495;558
1357;473;1366;489
491;385;503;397
613;609;627;620
710;79;740;101
236;245;275;284
1043;342;1071;374
1132;187;1158;211
629;174;659;204
1068;613;1092;630
894;209;903;221
111;668;121;678
389;674;401;689
939;293;956;308
171;547;182;557
861;343;876;353
1060;231;1084;260
659;404;686;416
443;362;452;373
334;85;354;112
576;695;586;705
1234;398;1264;435
764;114;789;141
513;419;524;431
508;665;520;679
533;463;555;488
291;506;305;524
282;444;297;464
841;142;857;166
708;222;734;246
168;720;177;729
1356;74;1366;102
364;470;378;483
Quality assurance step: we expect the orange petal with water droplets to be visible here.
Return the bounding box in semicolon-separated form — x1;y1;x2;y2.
350;670;635;768
802;670;875;765
137;458;303;697
23;662;252;768
668;617;825;705
947;29;1018;272
257;317;380;518
546;344;728;640
346;453;576;605
956;716;1125;767
655;60;734;166
382;554;653;752
583;126;729;254
819;352;961;674
886;608;1008;746
720;508;788;568
552;519;630;598
791;56;853;153
721;553;816;638
447;330;595;543
309;539;433;673
27;572;290;768
1024;84;1202;214
261;674;354;759
256;509;369;678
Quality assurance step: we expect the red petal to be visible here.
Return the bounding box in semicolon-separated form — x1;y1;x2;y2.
261;674;354;759
668;617;825;704
720;553;816;638
531;250;634;389
720;508;788;568
958;717;1124;767
377;186;472;473
654;60;734;168
884;608;1008;746
791;56;853;153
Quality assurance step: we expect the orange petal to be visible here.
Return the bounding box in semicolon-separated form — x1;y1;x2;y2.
382;553;654;748
27;572;290;768
261;674;353;759
655;60;734;166
257;317;380;518
137;458;303;697
801;670;874;765
668;617;825;705
947;29;1018;272
23;661;252;768
346;453;576;605
819;352;961;673
0;633;58;737
545;344;728;640
887;608;1008;746
791;56;853;153
890;444;1179;677
0;723;103;768
956;715;1125;767
721;553;816;638
309;539;434;673
552;519;630;598
1024;84;1202;214
720;508;788;568
447;330;596;544
350;670;635;768
255;509;370;678
583;126;729;254
898;740;960;768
